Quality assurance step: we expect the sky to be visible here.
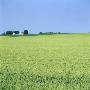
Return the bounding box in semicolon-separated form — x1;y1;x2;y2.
0;0;90;34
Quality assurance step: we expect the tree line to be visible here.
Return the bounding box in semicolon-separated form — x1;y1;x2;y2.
1;30;28;35
1;30;66;36
39;32;61;35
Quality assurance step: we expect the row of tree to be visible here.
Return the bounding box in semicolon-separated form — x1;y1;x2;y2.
3;30;28;35
1;31;63;36
39;32;61;34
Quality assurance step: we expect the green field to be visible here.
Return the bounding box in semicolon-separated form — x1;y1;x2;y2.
0;34;90;90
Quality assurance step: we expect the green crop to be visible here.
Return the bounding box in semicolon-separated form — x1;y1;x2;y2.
0;34;90;90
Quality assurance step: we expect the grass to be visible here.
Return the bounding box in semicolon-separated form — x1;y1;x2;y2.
0;34;90;90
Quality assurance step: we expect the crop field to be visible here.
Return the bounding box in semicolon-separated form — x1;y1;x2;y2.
0;34;90;90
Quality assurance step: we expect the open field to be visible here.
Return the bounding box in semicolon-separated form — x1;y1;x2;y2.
0;34;90;90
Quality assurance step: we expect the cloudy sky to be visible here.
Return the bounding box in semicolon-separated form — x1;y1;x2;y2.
0;0;90;33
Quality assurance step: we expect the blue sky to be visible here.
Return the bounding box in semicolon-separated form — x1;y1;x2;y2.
0;0;90;34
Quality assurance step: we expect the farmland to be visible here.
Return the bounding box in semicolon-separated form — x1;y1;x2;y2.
0;34;90;90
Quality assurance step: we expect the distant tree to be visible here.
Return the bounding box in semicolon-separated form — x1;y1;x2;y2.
24;30;28;35
39;32;43;34
13;31;20;34
6;31;13;35
46;32;54;34
58;32;61;34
